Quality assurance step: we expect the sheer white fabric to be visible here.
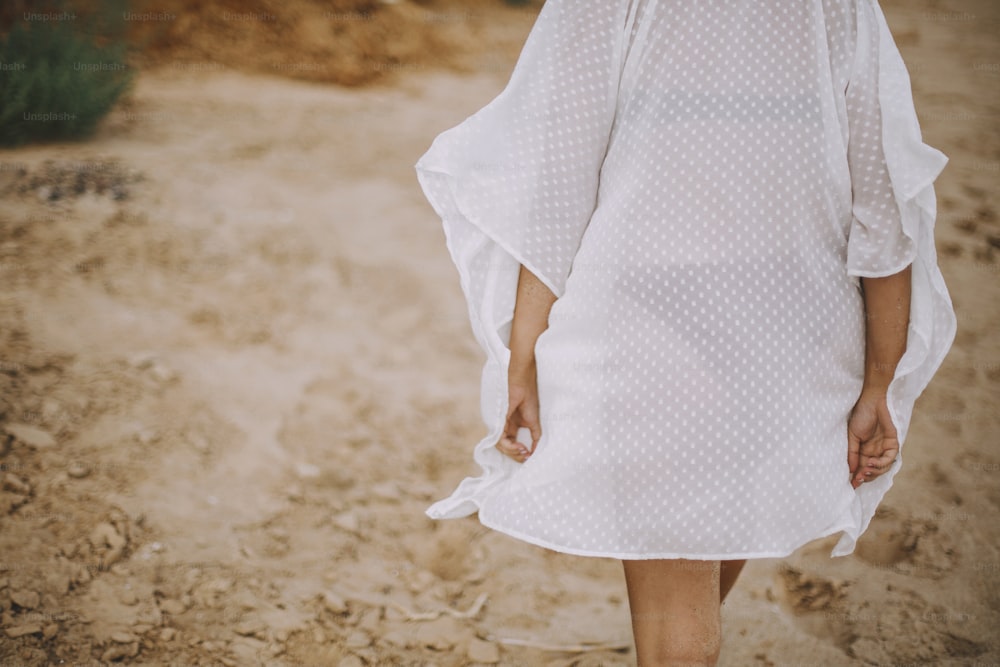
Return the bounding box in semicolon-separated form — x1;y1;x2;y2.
414;0;955;559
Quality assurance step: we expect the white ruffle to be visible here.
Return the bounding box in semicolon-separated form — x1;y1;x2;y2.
830;0;955;557
415;0;627;520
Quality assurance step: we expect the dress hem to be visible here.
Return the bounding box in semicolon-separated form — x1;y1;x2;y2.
476;506;859;561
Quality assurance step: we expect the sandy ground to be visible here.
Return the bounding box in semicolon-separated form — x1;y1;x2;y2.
0;0;998;665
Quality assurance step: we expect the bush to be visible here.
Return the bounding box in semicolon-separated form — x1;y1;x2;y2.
0;4;134;147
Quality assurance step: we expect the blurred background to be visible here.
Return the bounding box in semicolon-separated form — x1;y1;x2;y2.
0;0;997;665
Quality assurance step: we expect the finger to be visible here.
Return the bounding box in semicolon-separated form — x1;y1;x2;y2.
504;411;520;440
859;435;896;466
847;426;861;479
495;436;528;462
865;449;898;471
528;421;542;455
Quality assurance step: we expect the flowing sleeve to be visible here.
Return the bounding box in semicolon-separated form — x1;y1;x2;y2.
414;1;630;519
832;0;957;556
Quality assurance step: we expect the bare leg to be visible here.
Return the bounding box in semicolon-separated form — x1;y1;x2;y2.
621;559;722;666
720;559;747;604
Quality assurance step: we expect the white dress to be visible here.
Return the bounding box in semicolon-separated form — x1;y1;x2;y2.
414;0;955;559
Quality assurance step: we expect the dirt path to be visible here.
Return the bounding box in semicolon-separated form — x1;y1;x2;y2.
0;1;998;664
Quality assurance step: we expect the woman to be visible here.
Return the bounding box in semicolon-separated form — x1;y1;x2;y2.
414;0;955;664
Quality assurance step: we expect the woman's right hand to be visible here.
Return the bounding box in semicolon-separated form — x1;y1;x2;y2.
495;372;542;463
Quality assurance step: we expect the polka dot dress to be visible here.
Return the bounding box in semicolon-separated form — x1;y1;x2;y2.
414;0;956;559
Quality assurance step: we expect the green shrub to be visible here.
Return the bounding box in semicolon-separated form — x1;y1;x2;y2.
0;7;133;147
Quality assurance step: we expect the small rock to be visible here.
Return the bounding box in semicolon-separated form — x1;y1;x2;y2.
10;588;40;609
159;599;186;615
358;607;380;634
234;620;266;638
44;570;70;595
411;617;460;650
120;588;139;605
5;623;42;638
3;423;56;449
74;563;91;584
89;522;127;568
338;656;364;667
101;642;139;661
111;630;139;643
42;624;58;639
382;631;408;647
467;637;501;663
2;473;31;496
321;590;348;614
205;577;233;593
333;512;360;534
160;627;177;642
67;461;91;478
110;563;131;576
344;630;371;649
406;569;437;593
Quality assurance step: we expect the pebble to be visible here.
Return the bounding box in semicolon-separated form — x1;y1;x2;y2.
4;623;42;638
3;423;56;449
10;589;40;609
44;570;70;595
160;627;177;642
111;631;139;643
2;474;31;496
338;656;364;667
467;637;501;663
234;620;266;638
101;642;139;661
89;522;127;567
159;599;186;616
67;461;91;478
381;631;408;647
333;511;360;534
344;630;371;649
322;590;347;614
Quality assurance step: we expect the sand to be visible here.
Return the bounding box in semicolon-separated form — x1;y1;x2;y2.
0;0;997;664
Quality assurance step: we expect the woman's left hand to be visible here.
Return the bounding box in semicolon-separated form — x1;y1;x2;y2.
847;390;900;489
